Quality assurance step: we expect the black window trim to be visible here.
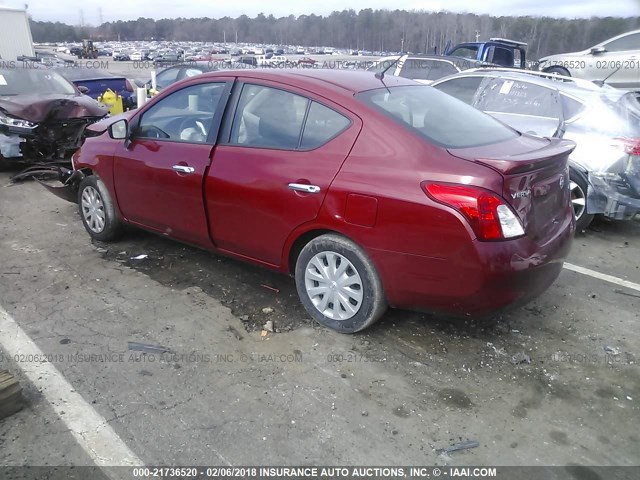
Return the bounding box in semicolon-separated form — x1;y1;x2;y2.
220;81;353;152
132;79;233;145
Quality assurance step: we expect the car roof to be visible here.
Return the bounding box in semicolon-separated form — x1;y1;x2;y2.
199;68;417;94
432;68;627;99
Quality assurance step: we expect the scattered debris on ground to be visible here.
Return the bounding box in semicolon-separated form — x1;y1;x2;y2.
127;342;173;354
0;370;25;421
511;352;531;365
437;439;480;455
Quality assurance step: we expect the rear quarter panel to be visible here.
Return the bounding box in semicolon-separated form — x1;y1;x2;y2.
284;107;505;305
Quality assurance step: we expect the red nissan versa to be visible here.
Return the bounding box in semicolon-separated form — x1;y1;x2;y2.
62;69;576;333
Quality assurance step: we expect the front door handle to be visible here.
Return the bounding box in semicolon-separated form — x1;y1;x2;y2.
288;183;321;194
172;165;195;174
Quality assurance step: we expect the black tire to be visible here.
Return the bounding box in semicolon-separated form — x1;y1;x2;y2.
77;175;122;241
544;66;570;77
295;234;387;333
569;168;594;232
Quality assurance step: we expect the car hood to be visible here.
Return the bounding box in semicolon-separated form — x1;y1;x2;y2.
539;49;591;62
86;110;137;134
0;94;108;123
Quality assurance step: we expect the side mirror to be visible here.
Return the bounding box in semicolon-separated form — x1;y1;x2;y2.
590;46;606;55
77;85;89;94
108;119;128;140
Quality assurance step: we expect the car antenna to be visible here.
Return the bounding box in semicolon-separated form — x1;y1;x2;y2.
375;55;402;81
593;65;622;87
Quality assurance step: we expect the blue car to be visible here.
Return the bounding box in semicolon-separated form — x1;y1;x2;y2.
58;68;137;110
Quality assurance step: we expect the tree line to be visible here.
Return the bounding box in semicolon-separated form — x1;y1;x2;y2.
29;9;640;60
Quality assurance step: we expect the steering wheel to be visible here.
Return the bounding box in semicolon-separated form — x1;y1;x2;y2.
178;117;208;141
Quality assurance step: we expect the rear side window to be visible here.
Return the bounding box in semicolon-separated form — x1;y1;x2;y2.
561;95;586;120
398;59;458;81
474;78;562;118
230;84;350;150
433;77;483;104
357;85;518;148
230;84;308;149
301;102;350;149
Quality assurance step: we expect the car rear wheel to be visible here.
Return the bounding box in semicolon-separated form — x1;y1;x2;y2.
544;66;570;77
295;234;387;333
569;168;594;232
78;175;122;241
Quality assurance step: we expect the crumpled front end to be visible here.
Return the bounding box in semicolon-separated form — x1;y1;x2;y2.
0;115;104;163
35;166;86;203
0;94;108;165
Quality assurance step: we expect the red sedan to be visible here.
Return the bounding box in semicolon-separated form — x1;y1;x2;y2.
65;69;575;333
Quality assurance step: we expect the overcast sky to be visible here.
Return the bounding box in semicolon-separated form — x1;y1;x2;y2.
0;0;638;24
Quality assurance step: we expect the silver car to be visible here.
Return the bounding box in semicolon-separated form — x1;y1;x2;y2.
367;55;479;84
538;29;640;92
432;69;640;231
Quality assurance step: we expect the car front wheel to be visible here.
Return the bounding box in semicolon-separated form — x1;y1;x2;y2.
295;234;387;333
78;175;122;241
544;66;571;77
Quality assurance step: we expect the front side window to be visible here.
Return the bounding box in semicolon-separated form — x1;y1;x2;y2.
155;67;180;89
448;46;478;60
604;33;640;52
137;82;226;143
357;85;518;148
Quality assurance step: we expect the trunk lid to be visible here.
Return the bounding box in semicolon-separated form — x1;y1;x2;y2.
449;135;575;241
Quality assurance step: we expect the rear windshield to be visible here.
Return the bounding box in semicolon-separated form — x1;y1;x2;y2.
357;85;518;148
0;68;76;96
580;92;640;137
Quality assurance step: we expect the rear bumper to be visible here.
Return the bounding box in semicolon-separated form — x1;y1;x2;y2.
588;172;640;219
371;213;575;317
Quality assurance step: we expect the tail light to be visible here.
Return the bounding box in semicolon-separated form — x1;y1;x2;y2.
422;182;525;241
614;138;640;156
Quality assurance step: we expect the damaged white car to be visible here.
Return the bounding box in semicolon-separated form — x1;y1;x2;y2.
433;69;640;231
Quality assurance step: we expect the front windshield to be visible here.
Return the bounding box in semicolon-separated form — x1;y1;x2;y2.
0;68;76;96
357;85;518;148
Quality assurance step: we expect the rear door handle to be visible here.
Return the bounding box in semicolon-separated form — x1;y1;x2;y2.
288;183;321;194
172;165;195;174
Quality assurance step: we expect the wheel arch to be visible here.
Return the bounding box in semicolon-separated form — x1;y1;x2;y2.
285;228;336;275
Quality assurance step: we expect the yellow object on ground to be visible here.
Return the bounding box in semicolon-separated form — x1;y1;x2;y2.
97;89;124;115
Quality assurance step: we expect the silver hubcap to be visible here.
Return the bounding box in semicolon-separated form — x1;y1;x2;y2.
570;181;586;219
304;251;363;321
81;186;106;233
